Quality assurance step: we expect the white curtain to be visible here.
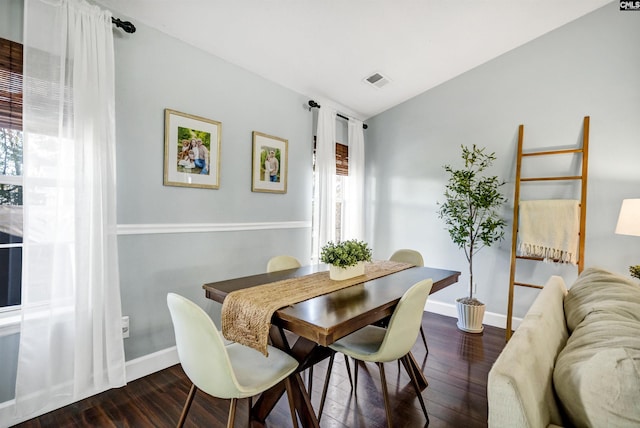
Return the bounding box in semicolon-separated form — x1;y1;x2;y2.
343;119;365;240
15;0;126;419
312;107;336;262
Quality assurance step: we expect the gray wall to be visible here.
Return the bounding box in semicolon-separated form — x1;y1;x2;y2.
112;18;313;360
364;3;640;318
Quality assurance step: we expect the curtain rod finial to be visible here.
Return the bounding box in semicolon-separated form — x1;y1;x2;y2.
112;17;136;33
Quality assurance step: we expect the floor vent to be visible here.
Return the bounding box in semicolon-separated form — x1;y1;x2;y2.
364;72;390;89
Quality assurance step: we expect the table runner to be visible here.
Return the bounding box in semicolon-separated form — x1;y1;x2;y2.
221;260;413;356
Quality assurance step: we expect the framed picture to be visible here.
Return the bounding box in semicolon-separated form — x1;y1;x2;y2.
164;109;221;189
251;131;288;194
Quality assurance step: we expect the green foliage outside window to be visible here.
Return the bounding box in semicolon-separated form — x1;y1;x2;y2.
0;127;23;206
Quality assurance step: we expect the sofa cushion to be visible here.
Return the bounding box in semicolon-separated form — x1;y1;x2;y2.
564;267;640;333
553;268;640;427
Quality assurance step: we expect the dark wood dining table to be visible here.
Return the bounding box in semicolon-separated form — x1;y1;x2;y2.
203;264;460;428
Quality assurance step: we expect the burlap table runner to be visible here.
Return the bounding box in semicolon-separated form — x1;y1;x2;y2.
221;260;413;356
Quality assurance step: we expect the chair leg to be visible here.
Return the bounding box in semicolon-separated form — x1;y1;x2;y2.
177;383;197;428
420;326;429;354
318;352;335;422
353;357;359;394
376;362;393;428
247;396;252;428
343;354;354;389
227;397;238;428
402;355;430;425
307;366;313;398
284;376;300;428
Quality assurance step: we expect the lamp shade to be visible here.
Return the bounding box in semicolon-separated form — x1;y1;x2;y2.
615;199;640;237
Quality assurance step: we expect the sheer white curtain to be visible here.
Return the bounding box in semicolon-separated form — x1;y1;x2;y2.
343;119;365;240
15;0;125;419
312;107;336;262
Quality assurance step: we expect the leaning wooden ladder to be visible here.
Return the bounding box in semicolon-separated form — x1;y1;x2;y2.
505;116;590;341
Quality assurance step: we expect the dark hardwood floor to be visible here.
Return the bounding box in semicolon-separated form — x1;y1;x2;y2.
13;312;506;428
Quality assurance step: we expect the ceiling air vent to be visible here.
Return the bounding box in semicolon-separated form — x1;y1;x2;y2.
364;72;390;89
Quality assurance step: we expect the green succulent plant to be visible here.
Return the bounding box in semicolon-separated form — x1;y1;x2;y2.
320;239;372;268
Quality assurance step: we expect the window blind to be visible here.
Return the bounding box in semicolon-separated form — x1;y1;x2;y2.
313;136;349;176
0;38;23;131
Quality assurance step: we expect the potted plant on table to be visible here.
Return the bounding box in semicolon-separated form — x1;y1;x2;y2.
437;144;507;333
321;239;373;280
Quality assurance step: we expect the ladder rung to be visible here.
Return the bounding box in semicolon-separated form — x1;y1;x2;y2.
514;282;544;290
522;148;583;157
521;175;582;182
515;255;581;264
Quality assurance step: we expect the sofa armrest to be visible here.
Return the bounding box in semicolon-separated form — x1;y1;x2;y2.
488;276;569;428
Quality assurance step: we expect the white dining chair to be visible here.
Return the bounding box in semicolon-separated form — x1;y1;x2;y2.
167;293;300;428
266;255;302;273
389;249;429;353
317;278;434;427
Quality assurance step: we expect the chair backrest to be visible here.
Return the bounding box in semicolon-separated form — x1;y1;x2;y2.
267;255;302;273
167;293;241;399
375;278;433;361
389;249;424;267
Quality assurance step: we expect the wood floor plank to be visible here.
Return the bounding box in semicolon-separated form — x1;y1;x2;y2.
13;312;505;427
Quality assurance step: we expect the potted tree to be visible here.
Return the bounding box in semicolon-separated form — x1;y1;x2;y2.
321;239;373;280
437;145;507;333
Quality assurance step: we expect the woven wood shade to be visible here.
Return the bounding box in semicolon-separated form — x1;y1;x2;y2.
335;142;348;176
0;38;22;131
313;136;349;176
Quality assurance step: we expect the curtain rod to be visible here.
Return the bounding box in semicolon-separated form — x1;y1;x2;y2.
308;100;368;129
112;17;136;33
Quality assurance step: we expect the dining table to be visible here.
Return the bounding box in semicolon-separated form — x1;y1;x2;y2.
203;263;460;428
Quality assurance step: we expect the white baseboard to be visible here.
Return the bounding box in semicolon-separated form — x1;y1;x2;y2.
125;346;179;382
425;299;522;330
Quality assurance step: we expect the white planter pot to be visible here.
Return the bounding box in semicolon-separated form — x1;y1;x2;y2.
456;298;486;333
329;261;365;280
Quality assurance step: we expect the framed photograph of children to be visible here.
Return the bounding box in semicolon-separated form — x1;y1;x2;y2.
163;109;221;189
251;131;288;194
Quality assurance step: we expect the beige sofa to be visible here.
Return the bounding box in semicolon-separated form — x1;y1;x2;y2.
487;268;640;428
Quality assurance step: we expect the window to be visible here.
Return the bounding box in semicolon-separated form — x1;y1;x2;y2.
312;137;349;241
0;37;23;310
334;142;348;241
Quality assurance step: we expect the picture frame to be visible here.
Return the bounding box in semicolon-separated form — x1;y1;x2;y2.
251;131;288;194
163;109;221;189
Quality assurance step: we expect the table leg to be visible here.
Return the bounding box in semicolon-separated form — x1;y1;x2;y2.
250;326;322;428
400;351;429;390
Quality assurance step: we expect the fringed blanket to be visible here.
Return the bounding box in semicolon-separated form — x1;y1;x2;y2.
221;260;413;356
518;199;580;264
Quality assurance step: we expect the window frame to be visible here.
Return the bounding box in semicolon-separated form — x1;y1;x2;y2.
0;36;24;330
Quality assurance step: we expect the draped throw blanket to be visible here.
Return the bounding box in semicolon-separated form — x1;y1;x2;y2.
518;199;580;264
221;260;413;356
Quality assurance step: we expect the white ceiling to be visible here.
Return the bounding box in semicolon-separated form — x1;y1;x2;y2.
99;0;612;120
